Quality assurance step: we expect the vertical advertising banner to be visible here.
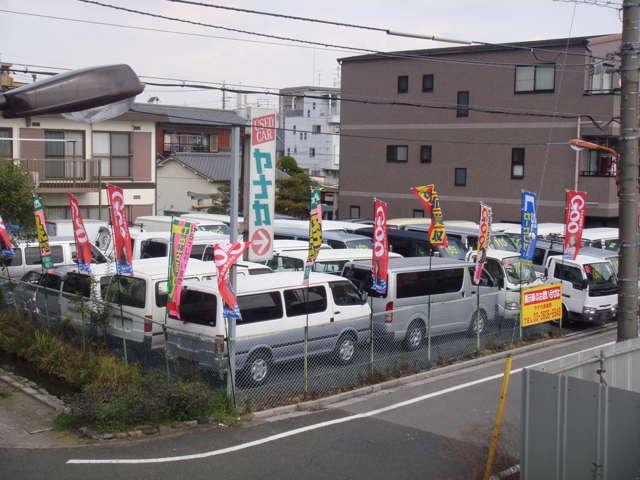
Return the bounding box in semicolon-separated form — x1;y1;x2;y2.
214;242;250;321
563;191;587;260
69;193;92;273
520;191;538;261
166;219;197;319
371;199;389;294
473;203;492;285
33;196;54;271
0;215;14;258
303;188;323;286
411;184;448;247
107;185;133;274
248;111;276;262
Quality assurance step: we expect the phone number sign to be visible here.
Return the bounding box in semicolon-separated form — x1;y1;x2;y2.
521;283;562;327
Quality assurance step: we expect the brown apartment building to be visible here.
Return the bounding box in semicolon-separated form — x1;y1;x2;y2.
338;35;622;225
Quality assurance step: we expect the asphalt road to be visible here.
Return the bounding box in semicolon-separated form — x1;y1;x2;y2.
0;326;615;480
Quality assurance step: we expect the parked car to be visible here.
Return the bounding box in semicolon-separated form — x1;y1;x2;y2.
274;226;372;249
167;272;370;386
354;227;467;260
581;228;619;252
128;231;228;261
134;215;230;235
342;257;500;350
264;248;402;274
45;219;112;252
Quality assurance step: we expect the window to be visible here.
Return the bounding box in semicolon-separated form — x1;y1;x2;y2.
515;64;555;93
422;74;434;92
0;128;12;158
3;247;22;267
179;289;217;326
190;244;206;261
484;259;504;285
533;248;546;266
294;146;297;154
583;142;617;177
265;256;304;272
155;279;200;308
386;145;408;163
587;60;619;93
396;268;464;298
44;130;85;179
309;147;316;157
330;281;365;306
140;240;168;259
454;167;467;186
284;286;327;316
304;132;307;140
292;125;296;133
70;244;107;264
554;263;584;285
162;132;218;154
62;273;92;298
93;132;131;177
100;275;146;308
456;91;469;117
312;125;321;134
397;75;409;93
25;245;64;265
312;102;316;110
313;261;347;275
413;209;425;218
286;148;290;155
511;148;525;179
307;110;310;117
420;145;432;163
350;205;360;219
237;292;283;323
299;132;303;140
40;273;62;291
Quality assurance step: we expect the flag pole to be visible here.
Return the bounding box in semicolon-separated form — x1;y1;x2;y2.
162;215;175;378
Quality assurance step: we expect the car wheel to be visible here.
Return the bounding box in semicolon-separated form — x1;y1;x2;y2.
468;310;488;336
404;320;425;351
334;333;357;365
244;351;271;387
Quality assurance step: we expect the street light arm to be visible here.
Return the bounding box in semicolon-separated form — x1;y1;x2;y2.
569;138;619;158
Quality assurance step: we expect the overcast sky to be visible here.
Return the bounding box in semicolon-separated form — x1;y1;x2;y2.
1;0;623;109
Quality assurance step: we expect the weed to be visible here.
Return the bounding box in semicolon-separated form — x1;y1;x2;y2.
0;387;12;399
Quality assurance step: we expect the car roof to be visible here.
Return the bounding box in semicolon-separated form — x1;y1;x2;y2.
548;253;612;265
45;219;107;225
278;248;402;261
351;256;472;271
387;218;430;227
482;248;523;261
135;215;225;226
274;226;369;241
581;227;618;240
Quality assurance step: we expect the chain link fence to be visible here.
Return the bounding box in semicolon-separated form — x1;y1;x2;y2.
0;267;578;413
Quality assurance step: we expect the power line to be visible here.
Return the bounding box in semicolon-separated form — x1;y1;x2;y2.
166;0;609;61
553;0;622;10
72;0;595;71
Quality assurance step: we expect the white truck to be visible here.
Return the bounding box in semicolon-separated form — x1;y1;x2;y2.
544;254;617;324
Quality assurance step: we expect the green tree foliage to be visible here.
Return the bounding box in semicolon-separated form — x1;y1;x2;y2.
0;162;34;236
207;183;231;214
275;156;317;218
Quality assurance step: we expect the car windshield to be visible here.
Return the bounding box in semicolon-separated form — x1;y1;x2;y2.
604;239;619;252
490;234;518;252
502;256;537;284
345;238;372;249
608;256;619;274
585;262;617;291
198;224;230;235
439;236;467;260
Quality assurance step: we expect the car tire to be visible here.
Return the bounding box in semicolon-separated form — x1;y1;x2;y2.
404;320;425;351
468;310;488;336
243;350;271;387
334;333;357;365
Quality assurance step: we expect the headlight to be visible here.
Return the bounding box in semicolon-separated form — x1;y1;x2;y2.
506;302;519;310
583;307;597;315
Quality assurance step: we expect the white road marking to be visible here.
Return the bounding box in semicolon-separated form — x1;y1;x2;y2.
67;340;614;465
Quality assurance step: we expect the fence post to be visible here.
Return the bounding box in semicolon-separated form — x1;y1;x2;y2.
369;296;374;377
476;283;481;354
119;302;128;366
163;323;170;378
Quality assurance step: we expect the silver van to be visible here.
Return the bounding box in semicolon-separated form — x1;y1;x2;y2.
342;257;500;350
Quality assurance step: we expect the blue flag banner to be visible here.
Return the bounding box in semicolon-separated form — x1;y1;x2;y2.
520;191;538;261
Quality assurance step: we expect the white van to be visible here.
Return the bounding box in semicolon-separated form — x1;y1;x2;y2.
129;231;228;261
581;228;619;252
545;254;617;324
467;249;542;320
167;272;370;386
134;215;230;235
45;219;112;251
4;236;108;278
342;257;500;350
265;248;402;274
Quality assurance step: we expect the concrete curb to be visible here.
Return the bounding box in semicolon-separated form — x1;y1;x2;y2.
251;324;616;421
0;368;66;412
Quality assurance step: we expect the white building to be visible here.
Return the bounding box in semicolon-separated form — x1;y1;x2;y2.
280;86;340;184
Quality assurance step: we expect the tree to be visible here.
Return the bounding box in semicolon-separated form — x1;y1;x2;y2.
275;156;317;218
207;183;231;214
0;162;34;236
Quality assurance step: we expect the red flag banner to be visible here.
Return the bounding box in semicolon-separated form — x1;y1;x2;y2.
473;203;492;285
411;184;448;247
371;199;389;294
214;242;250;320
0;215;14;258
107;185;133;274
69;193;92;273
563;191;586;260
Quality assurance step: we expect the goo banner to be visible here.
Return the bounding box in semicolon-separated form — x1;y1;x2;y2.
166;218;197;319
473;203;492;285
411;184;448;247
107;185;133;274
563;191;586;260
303;188;323;286
371;199;389;294
33;196;54;270
520;191;538;261
214;242;250;320
69;193;92;273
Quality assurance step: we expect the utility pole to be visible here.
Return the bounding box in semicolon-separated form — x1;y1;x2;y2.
618;0;639;341
222;81;226;110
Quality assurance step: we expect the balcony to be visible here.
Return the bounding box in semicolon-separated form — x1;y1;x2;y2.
3;158;104;193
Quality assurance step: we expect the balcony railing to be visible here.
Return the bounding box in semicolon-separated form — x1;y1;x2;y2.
2;158;104;192
163;143;217;154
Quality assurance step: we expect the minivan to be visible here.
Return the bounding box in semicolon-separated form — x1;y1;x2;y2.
274;226;372;249
342;257;500;350
265;248;402;274
354;227;468;260
167;272;370;386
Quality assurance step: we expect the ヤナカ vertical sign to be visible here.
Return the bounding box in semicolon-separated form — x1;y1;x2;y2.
563;191;586;260
520;191;538;261
371;199;389;294
33;195;54;271
473;203;492;285
248;111;276;262
107;185;133;274
69;193;92;273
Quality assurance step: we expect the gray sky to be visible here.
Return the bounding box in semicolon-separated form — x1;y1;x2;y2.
1;0;623;109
